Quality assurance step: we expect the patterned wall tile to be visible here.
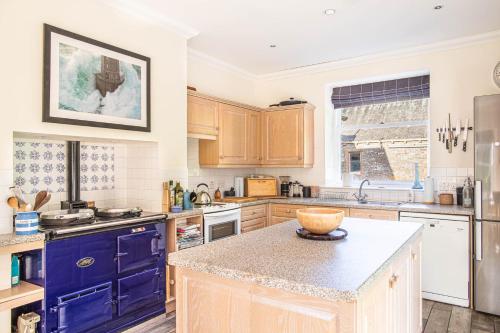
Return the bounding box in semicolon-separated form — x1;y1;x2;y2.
80;144;114;191
13;139;115;195
14;140;66;194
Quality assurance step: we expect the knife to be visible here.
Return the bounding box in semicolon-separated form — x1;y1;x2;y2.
454;120;460;146
443;122;446;143
448;114;453;153
445;119;449;150
463;119;469;152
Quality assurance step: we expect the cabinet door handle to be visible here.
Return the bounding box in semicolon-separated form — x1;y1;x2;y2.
220;155;224;159
412;252;416;260
170;279;175;285
298;156;303;160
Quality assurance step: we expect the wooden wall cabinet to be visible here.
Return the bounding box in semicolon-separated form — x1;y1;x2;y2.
262;104;314;167
199;104;262;167
187;92;219;140
190;90;314;168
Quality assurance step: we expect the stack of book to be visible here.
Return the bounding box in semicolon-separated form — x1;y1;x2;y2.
177;222;203;250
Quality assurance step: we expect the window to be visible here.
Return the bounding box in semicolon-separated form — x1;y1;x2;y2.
348;151;361;173
331;75;430;187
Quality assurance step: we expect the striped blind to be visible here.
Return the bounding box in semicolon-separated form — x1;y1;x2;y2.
331;75;430;109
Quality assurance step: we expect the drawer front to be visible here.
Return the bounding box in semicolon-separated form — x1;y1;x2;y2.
271;204;306;218
242;223;266;233
241;217;267;232
270;216;292;226
307;206;350;217
350;208;399;221
241;204;267;221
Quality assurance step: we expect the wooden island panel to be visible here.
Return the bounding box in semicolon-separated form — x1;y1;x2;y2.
175;268;355;333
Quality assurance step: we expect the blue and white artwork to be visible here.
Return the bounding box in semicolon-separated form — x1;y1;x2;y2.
44;24;150;131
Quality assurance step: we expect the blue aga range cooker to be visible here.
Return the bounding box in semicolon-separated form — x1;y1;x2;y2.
39;212;166;333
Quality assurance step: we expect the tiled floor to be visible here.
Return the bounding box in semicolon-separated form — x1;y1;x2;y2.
125;300;500;333
423;299;500;333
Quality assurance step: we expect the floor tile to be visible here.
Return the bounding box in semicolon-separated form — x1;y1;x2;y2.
448;306;472;333
424;308;451;333
423;299;435;320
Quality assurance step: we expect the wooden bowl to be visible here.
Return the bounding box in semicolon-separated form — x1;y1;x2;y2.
296;208;345;234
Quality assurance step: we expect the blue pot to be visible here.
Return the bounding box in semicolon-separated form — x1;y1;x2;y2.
15;211;39;236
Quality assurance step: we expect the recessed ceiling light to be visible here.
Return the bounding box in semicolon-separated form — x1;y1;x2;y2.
434;5;443;10
324;9;336;15
269;44;277;48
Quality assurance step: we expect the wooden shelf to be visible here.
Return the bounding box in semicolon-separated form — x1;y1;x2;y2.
0;240;44;255
0;281;44;311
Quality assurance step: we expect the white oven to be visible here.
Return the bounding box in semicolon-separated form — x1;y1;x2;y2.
203;207;241;243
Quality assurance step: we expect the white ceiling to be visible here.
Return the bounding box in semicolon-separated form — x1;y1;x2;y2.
122;0;500;75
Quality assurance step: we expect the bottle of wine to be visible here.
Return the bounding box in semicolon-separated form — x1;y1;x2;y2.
175;182;184;208
169;180;175;211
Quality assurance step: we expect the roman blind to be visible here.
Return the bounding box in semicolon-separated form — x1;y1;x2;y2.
331;74;430;109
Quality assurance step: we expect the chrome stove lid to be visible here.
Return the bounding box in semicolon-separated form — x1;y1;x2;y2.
95;207;142;218
40;209;95;226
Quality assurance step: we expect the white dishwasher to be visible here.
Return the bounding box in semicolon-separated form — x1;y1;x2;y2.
400;212;470;307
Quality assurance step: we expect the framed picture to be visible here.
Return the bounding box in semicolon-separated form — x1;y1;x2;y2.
43;24;151;132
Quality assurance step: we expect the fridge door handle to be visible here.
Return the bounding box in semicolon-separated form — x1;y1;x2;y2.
475;180;482;220
476;221;482;261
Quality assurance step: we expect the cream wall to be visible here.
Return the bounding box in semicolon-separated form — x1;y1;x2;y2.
254;38;500;186
188;51;258;105
0;0;189;232
0;2;188;325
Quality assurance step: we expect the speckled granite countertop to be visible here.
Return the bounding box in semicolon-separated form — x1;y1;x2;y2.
0;231;45;248
238;198;474;216
166;208;203;219
169;218;423;302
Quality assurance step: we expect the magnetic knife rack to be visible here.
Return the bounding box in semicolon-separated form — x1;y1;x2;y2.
435;114;473;153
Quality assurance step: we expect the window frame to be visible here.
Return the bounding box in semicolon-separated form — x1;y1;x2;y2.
324;71;431;189
347;151;361;174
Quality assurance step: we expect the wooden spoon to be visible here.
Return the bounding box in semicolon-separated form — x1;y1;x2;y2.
37;193;51;211
33;190;48;211
7;196;18;209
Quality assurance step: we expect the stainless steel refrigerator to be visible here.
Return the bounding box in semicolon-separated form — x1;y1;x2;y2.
474;94;500;315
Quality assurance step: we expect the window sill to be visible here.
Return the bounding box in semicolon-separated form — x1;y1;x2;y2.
321;185;425;192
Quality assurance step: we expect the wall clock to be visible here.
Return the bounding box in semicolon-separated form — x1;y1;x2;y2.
494;61;500;88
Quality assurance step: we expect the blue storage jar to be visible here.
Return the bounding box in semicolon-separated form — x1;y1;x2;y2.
15;211;39;236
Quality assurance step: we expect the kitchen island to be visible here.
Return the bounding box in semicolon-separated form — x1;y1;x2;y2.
169;217;423;333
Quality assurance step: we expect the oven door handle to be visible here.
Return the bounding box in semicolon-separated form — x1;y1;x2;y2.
204;209;240;218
